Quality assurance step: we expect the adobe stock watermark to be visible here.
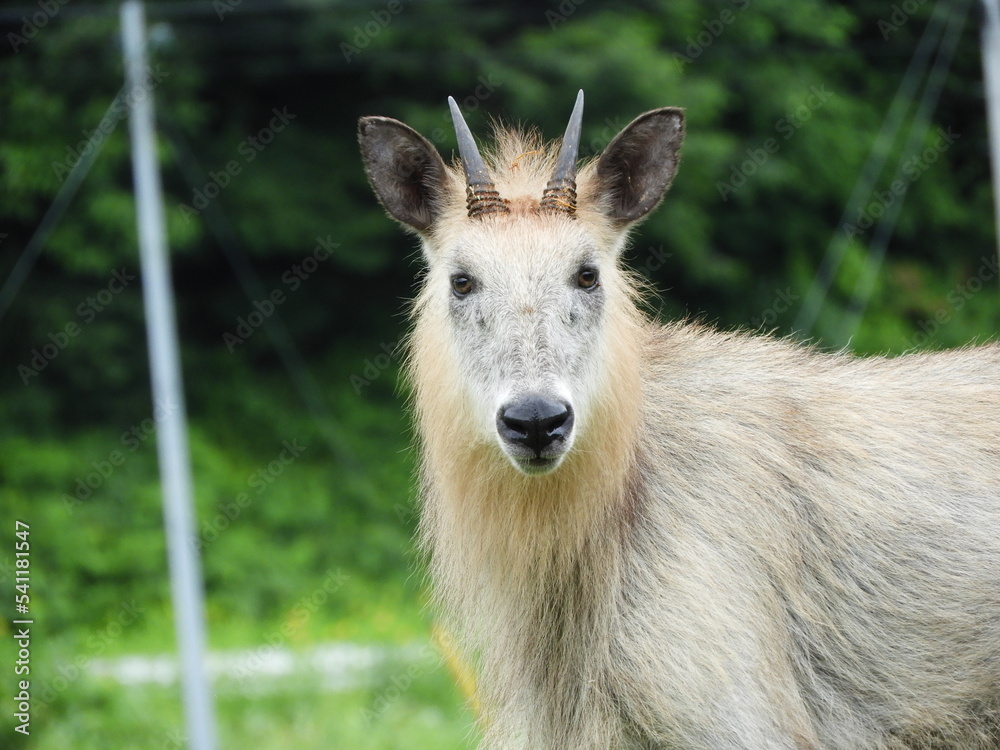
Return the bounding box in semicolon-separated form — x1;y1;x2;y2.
877;0;929;40
579;115;628;159
672;0;751;71
350;339;403;395
19;267;136;385
749;288;799;329
194;439;306;549
421;75;502;146
392;498;417;526
634;245;674;277
7;0;71;53
231;568;349;683
546;0;585;29
51;65;170;182
842;125;959;240
378;78;502;188
62;398;178;512
148;729;187;750
214;0;243;20
33;600;144;707
179;106;297;222
360;642;443;727
0;556;15;586
222;235;338;352
340;0;408;62
716;84;833;202
906;255;999;349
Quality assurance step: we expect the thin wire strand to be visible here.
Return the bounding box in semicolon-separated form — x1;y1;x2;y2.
833;0;970;345
158;113;374;484
0;90;123;324
792;0;953;338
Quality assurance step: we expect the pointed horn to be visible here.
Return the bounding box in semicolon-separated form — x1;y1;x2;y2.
541;89;584;217
448;96;509;219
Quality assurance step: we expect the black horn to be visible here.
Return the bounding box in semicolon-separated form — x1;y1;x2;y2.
540;89;584;217
448;96;510;219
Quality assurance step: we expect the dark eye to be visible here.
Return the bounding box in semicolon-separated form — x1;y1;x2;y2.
451;275;474;297
577;267;599;290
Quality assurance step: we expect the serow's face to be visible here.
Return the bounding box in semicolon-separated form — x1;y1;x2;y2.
359;91;684;475
432;221;617;474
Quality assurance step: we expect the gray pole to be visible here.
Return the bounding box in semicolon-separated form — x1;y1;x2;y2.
983;0;1000;268
120;3;218;748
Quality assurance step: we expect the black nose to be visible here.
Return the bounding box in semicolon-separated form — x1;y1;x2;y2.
497;396;574;456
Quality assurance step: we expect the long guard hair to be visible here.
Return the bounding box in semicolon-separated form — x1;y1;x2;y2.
359;92;1000;750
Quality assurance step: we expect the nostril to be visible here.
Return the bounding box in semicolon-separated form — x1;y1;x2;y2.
497;396;574;456
537;408;570;437
500;412;530;438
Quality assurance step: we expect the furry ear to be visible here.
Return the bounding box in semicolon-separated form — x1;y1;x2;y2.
358;116;449;232
591;108;684;227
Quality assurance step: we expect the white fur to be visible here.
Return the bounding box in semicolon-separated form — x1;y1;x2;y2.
365;117;1000;750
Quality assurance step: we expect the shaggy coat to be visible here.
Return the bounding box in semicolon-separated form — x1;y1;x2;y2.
359;100;1000;750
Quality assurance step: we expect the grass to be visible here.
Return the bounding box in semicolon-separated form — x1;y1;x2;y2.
0;556;479;747
28;662;479;749
0;355;481;747
3;602;480;749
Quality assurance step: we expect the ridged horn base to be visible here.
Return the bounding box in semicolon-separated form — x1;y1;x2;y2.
467;184;510;218
540;178;578;216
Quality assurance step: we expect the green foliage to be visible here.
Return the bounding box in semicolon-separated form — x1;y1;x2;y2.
18;662;477;749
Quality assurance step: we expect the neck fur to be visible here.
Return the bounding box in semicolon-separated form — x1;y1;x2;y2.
409;295;646;638
407;296;646;741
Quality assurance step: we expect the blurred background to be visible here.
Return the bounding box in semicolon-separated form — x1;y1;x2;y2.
0;0;997;747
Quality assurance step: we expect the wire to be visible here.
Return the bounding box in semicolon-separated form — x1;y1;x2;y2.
0;90;123;324
792;0;954;339
833;0;970;345
158;113;375;485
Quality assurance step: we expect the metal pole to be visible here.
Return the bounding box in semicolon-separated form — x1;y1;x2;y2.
120;3;218;749
982;0;1000;268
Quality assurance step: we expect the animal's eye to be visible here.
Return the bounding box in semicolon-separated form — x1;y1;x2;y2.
451;275;474;297
577;267;599;290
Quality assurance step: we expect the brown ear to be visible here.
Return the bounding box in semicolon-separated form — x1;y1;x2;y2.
358;116;449;232
591;107;684;227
